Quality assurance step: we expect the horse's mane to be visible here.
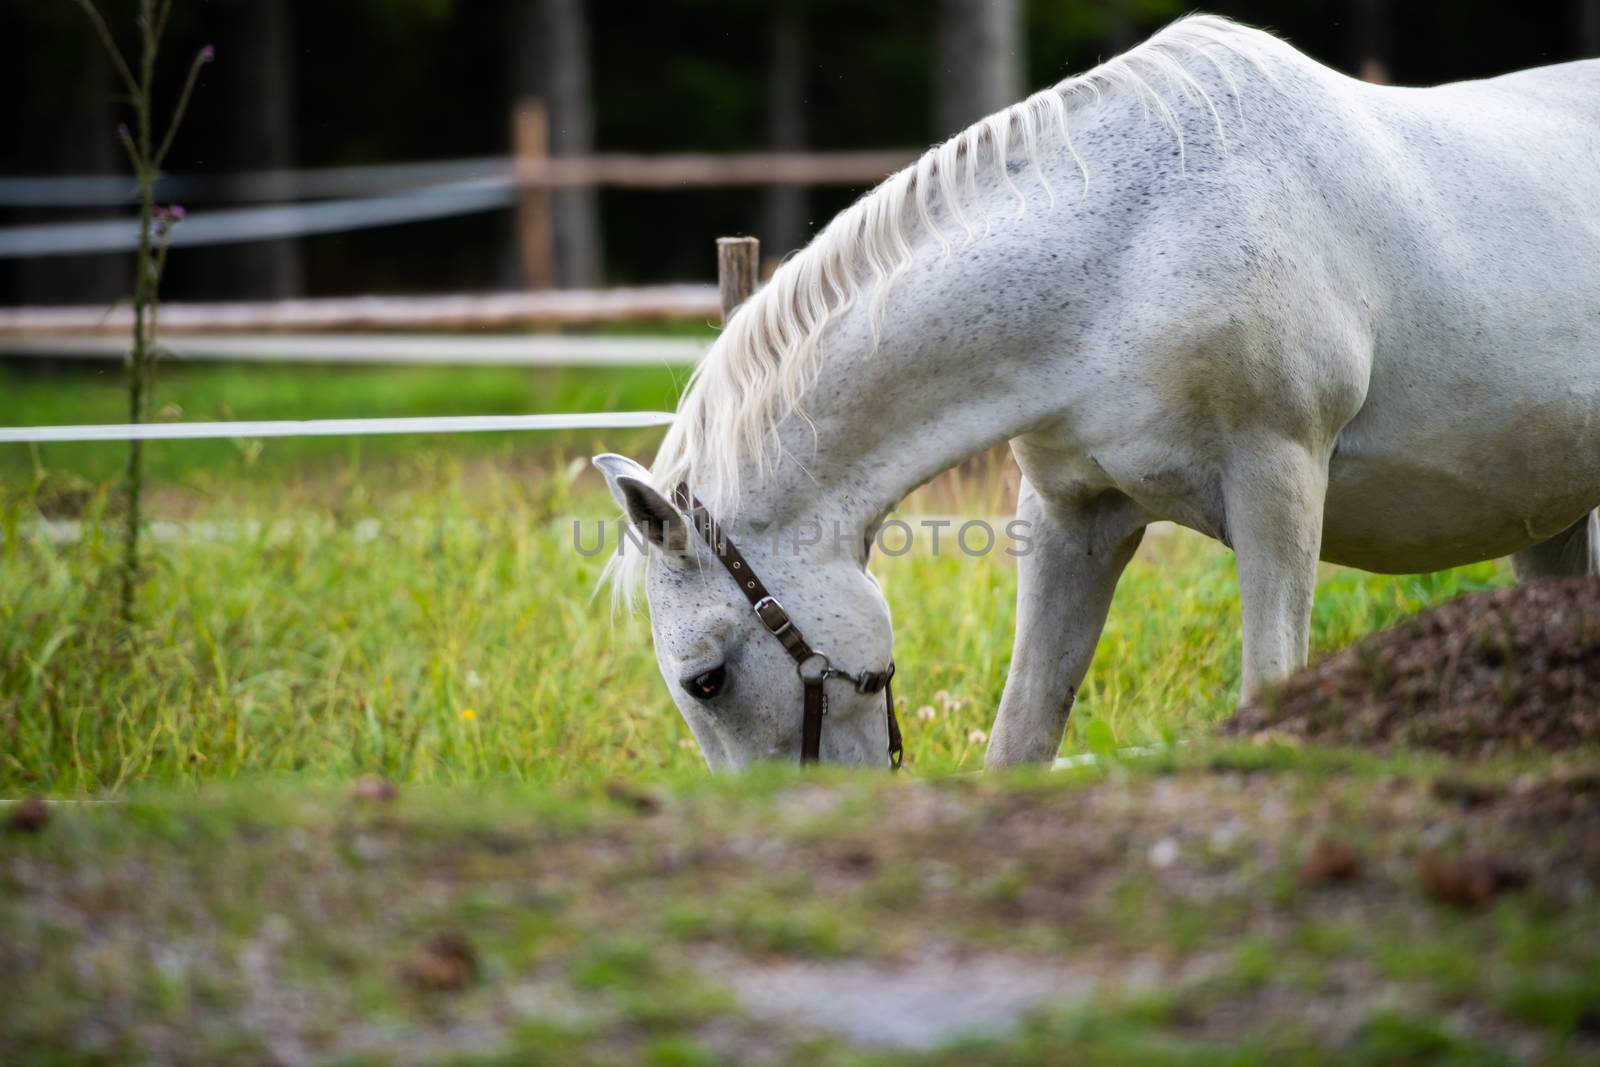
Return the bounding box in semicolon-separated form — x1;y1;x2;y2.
611;14;1278;596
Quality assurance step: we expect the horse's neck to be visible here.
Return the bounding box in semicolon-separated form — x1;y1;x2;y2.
741;220;1069;538
730;42;1291;539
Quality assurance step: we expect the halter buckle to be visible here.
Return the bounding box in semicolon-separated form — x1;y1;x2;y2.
752;595;793;636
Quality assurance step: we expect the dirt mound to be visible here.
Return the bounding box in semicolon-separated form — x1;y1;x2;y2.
1224;577;1600;757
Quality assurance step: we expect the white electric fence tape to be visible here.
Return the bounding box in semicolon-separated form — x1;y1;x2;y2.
0;157;508;207
0;182;514;258
0;411;676;444
0;152;912;256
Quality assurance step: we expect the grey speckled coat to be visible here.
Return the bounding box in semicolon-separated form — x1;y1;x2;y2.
597;20;1600;770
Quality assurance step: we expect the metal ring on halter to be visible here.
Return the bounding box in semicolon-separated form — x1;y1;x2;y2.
796;651;831;684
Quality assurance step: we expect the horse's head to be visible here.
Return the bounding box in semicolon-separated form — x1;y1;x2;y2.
595;454;898;770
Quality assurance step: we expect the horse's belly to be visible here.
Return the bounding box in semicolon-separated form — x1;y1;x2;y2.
1321;401;1600;573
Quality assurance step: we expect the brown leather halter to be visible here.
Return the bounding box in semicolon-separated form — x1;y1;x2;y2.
674;485;904;769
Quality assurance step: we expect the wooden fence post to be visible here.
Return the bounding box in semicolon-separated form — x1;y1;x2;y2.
717;236;760;325
513;97;555;290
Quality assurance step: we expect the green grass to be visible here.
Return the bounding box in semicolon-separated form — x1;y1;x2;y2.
0;452;1509;794
895;524;1506;760
0;358;1513;793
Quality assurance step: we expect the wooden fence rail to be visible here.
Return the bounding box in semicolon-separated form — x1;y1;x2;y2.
0;285;721;336
510;149;917;188
0;333;705;367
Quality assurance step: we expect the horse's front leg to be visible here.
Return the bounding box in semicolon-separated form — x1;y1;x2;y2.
985;479;1146;769
1223;436;1330;705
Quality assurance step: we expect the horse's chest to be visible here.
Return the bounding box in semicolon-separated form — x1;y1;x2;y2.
1014;425;1228;538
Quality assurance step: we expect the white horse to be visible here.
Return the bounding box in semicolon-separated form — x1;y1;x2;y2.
596;15;1600;770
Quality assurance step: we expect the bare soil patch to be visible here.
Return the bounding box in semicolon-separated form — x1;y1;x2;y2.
1224;577;1600;757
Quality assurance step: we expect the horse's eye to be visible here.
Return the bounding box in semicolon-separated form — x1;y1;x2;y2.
685;665;727;700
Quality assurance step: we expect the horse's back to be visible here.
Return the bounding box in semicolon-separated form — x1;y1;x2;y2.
1008;27;1600;571
1095;34;1600;571
1458;57;1600;123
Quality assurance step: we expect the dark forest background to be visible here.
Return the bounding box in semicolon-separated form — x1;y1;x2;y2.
4;0;1598;306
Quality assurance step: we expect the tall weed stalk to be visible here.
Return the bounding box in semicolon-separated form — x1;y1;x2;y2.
68;0;211;623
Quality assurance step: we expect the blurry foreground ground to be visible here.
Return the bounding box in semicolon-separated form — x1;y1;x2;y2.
4;747;1599;1065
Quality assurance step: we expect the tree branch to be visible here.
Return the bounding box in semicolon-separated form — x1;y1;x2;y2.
116;123;142;172
66;0;139;98
153;46;214;169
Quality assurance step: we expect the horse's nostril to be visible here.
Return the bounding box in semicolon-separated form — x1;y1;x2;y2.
685;665;727;699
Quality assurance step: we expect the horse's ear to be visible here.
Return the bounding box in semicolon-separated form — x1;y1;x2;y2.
592;454;686;551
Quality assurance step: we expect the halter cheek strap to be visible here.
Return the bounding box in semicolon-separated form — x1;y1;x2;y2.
673;485;903;769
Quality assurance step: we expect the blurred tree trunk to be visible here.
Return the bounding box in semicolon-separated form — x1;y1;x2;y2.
224;0;300;295
1580;0;1600;56
512;0;604;288
762;1;808;265
1349;0;1391;84
211;0;302;299
1107;0;1139;54
12;9;127;310
936;0;1022;135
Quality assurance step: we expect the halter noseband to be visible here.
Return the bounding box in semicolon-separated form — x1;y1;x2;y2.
674;486;904;769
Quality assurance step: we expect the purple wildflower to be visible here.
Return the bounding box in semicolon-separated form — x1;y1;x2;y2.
200;44;215;62
153;204;187;235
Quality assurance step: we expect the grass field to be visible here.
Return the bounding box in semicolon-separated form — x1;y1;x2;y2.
0;455;1507;794
8;357;1595;1065
0;357;1513;792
